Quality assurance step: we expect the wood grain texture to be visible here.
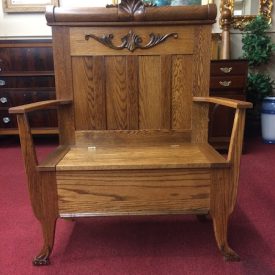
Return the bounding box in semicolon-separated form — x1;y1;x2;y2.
210;168;240;261
16;113;58;265
227;109;246;214
70;26;194;56
14;3;251;264
171;55;194;130
193;96;252;109
75;129;191;146
56;143;228;171
37;146;70;172
106;56;128;129
73;56;106;130
57;169;211;215
138;55;162;129
160;55;172;129
9;99;71;114
126;55;139;129
52;27;75;145
191;25;212;143
47;4;217;24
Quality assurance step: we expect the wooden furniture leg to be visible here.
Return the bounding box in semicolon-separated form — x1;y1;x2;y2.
16;114;59;265
33;218;57;266
209;108;246;261
210;169;240;261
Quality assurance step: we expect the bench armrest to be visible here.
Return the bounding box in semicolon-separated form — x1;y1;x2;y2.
9;99;72;114
193;96;252;109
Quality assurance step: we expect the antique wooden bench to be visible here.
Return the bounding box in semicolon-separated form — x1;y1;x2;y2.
9;0;252;265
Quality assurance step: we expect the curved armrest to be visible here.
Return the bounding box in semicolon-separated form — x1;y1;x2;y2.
9;99;72;114
193;96;252;109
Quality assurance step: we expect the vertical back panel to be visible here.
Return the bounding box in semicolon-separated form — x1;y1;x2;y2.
139;56;162;129
171;55;194;130
105;56;128;130
73;56;106;130
191;25;212;143
126;56;139;130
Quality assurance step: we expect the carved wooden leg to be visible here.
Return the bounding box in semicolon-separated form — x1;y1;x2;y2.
32;172;58;266
33;218;57;266
210;169;240;262
212;214;240;261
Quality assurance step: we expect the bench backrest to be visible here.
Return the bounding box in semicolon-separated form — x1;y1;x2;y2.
46;1;216;145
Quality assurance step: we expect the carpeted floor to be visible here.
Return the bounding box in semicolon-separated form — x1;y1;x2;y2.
1;136;275;275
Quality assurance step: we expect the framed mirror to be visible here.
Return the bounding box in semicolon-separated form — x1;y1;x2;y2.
220;0;273;30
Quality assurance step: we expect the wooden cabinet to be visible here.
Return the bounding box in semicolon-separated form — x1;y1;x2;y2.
209;60;248;150
0;39;58;135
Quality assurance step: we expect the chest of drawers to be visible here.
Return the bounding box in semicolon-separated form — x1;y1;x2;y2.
209;59;248;150
0;39;58;135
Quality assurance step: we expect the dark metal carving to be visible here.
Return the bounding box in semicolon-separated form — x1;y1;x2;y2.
118;0;145;16
85;31;178;52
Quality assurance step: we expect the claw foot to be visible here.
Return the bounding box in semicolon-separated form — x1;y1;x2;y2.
221;246;240;262
32;254;50;266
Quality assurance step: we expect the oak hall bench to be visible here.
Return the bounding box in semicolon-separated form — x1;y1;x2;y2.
9;0;252;265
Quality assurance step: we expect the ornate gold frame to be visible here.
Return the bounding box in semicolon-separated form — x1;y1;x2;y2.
220;0;273;30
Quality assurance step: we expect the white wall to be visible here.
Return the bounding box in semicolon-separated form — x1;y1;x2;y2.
0;0;51;38
0;0;111;39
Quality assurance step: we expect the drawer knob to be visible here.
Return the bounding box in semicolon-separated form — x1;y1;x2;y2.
0;79;6;86
0;97;8;104
220;67;233;73
3;117;11;124
219;80;232;87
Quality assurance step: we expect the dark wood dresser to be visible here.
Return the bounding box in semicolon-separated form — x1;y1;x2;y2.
0;39;58;135
209;59;248;150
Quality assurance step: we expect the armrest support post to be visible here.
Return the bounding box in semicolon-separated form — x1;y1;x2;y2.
16;113;41;218
193;96;250;214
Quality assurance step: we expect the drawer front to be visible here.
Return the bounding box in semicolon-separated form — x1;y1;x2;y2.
210;61;248;76
0;47;54;72
70;26;195;56
0;109;58;129
210;76;246;91
0;110;17;128
0;89;55;107
0;76;55;88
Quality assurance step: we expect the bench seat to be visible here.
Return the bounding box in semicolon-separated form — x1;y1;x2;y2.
55;143;229;171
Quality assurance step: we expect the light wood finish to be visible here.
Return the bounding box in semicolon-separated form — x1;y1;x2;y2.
70;26;194;56
57;169;211;216
10;1;251;264
74;129;191;146
16;113;58;265
193;97;252;109
0;128;58;135
51;27;75;145
56;143;229;171
9;99;72;114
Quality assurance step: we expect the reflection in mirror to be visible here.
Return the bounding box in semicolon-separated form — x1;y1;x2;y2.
233;0;259;16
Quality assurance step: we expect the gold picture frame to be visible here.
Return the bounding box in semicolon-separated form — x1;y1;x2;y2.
220;0;273;30
2;0;60;13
